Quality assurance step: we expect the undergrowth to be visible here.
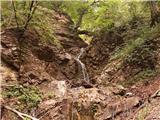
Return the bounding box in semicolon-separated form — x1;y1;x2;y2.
1;2;62;47
2;85;42;110
107;23;160;86
121;69;158;87
110;24;160;61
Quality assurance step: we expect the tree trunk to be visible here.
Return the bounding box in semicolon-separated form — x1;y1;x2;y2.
150;1;160;27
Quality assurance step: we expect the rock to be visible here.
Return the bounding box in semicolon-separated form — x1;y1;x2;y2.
145;106;160;120
0;61;18;85
39;7;88;53
37;98;73;120
97;97;141;120
1;29;81;85
125;92;134;97
38;80;67;99
38;99;56;110
134;99;160;120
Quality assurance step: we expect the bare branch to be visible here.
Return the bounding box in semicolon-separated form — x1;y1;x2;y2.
151;89;160;98
23;1;38;30
3;105;39;120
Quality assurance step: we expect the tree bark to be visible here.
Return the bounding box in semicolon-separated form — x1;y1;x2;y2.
150;1;160;27
74;8;88;30
11;0;19;29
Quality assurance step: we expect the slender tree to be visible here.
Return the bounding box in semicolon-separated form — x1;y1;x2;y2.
11;0;19;29
150;1;160;27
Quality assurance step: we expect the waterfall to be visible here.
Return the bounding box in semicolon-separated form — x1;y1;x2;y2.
75;48;89;82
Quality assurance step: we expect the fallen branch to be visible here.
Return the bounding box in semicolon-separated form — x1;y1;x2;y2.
3;105;39;120
1;84;18;88
151;89;160;98
132;89;160;120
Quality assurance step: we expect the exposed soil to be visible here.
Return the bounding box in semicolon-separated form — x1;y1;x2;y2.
128;75;160;100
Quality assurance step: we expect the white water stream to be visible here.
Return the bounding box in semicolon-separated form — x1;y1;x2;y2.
75;48;89;82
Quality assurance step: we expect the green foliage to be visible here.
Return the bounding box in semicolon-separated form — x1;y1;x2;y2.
2;85;42;109
36;1;148;32
121;69;157;86
124;41;156;70
1;1;61;46
59;1;90;23
1;0;152;41
24;117;31;120
111;24;160;86
1;1;32;28
30;6;61;46
52;0;150;32
110;24;160;61
111;37;145;61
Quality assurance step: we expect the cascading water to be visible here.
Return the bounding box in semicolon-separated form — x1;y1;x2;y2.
75;48;89;82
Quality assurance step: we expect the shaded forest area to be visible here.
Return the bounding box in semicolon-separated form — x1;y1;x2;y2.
1;1;160;120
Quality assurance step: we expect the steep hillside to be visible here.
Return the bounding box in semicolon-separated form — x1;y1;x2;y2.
1;1;160;120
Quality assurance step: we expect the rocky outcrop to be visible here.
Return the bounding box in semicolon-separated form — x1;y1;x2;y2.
39;7;88;54
35;85;141;120
1;28;85;86
81;29;125;83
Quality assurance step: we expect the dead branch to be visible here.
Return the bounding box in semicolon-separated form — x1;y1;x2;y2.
3;105;39;120
1;84;18;88
151;88;160;98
